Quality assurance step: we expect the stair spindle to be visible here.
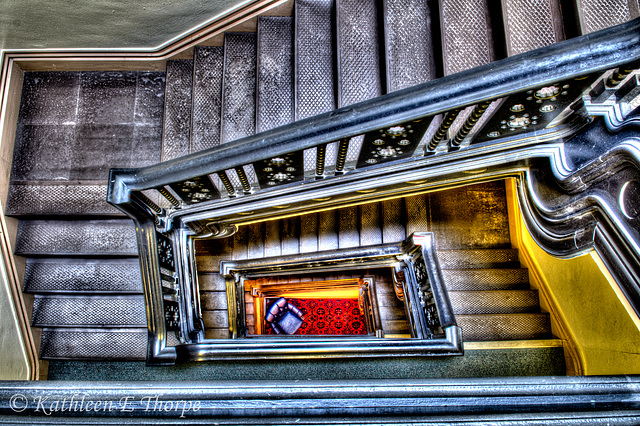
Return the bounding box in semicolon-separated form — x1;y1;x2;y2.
235;167;252;193
315;144;326;177
217;172;236;196
451;101;492;148
157;187;181;207
334;139;350;174
427;109;461;152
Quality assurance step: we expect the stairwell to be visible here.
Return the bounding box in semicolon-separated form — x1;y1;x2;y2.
5;0;609;378
196;183;553;343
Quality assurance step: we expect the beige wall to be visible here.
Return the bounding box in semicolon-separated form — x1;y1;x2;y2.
0;60;36;380
0;240;31;380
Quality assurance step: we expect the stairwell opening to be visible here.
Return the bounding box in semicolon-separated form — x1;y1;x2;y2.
192;180;556;347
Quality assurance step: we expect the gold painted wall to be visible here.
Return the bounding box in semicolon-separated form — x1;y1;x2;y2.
508;179;640;375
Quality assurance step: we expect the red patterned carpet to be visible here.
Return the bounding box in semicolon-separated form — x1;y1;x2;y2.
264;298;367;335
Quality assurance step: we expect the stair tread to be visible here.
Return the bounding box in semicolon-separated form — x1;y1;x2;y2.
221;32;257;144
32;295;145;327
443;268;530;290
294;0;335;120
502;0;565;57
337;0;382;108
256;16;294;133
23;258;142;294
15;219;138;256
6;181;122;216
162;60;193;162
456;313;551;341
449;290;541;314
576;0;638;34
202;310;230;329
437;248;520;269
336;0;381;165
40;328;144;360
192;46;224;153
384;0;436;92
440;0;496;75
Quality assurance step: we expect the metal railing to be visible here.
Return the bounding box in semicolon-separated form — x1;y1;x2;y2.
2;376;639;422
107;18;640;364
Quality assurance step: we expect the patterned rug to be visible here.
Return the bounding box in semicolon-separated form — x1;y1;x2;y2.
264;298;368;335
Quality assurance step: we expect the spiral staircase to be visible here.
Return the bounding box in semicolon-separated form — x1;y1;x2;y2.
2;0;640;423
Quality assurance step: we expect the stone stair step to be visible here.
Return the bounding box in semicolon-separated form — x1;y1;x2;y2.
456;313;551;341
5;182;121;216
318;209;339;251
32;295;145;327
15;219;138;256
300;213;319;253
440;0;497;76
336;0;382;107
443;268;530;291
264;219;283;257
200;291;228;311
501;0;565;57
294;0;336;176
449;290;541;315
205;329;231;339
161;60;193;162
23;258;142;294
256;16;294;133
191;46;224;153
220;31;258;193
246;222;265;259
221;32;257;144
39;328;146;360
437;249;521;270
195;239;233;273
39;328;181;360
381;198;406;244
202;310;230;330
575;0;640;35
359;203;382;246
338;206;359;249
198;273;227;292
383;0;436;93
294;0;335;120
336;0;382;165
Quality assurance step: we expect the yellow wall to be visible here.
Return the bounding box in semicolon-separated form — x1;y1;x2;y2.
508;179;640;375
